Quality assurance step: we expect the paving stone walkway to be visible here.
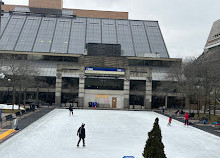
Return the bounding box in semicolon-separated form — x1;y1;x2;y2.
0;107;54;143
155;110;220;137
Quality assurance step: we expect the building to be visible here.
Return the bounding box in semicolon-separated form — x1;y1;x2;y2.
0;0;181;109
203;19;220;61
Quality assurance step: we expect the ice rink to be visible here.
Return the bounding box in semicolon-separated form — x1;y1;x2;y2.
0;109;220;158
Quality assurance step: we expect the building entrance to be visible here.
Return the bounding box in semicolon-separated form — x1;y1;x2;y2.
112;97;117;108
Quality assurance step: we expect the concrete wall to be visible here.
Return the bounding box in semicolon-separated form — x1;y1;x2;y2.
29;0;63;9
84;89;124;109
71;9;128;19
3;3;128;19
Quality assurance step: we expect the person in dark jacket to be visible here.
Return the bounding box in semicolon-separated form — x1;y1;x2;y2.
69;105;73;116
77;123;86;147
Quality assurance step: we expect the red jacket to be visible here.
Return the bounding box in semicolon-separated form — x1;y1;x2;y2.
169;117;172;122
185;113;189;120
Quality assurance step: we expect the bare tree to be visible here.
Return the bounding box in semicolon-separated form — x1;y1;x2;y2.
0;54;39;109
166;55;220;120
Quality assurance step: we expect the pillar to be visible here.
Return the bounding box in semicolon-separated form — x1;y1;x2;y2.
55;73;62;106
165;94;168;108
78;74;85;108
144;77;152;109
123;77;130;109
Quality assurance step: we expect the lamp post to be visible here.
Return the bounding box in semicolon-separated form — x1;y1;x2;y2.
0;72;5;120
196;86;200;118
7;78;11;104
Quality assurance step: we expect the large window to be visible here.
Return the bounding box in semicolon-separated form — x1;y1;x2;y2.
116;20;135;56
61;93;78;103
129;95;144;106
39;92;55;104
85;78;124;90
130;80;145;91
35;76;56;88
62;77;79;89
43;55;78;62
0;15;26;50
69;18;86;54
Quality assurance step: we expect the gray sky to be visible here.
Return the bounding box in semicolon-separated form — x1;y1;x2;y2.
3;0;220;59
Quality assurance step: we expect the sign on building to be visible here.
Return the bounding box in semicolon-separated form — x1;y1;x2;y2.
85;67;125;75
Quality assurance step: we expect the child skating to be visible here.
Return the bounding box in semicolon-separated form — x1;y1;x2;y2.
167;115;172;126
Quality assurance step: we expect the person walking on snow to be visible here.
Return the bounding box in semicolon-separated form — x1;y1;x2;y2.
168;115;172;126
185;112;189;125
77;123;86;147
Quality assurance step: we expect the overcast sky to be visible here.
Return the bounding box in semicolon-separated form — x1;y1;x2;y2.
3;0;220;59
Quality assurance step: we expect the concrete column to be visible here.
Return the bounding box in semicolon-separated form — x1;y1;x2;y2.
144;77;152;109
78;74;85;108
123;77;130;109
165;94;168;108
55;73;62;106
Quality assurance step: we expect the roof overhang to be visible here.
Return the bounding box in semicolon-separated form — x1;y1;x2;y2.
0;50;81;57
127;56;182;62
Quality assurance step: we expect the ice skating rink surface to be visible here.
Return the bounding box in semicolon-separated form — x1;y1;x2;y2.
0;109;220;158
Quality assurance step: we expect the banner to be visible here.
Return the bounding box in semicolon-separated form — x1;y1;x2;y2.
96;94;108;98
85;67;125;75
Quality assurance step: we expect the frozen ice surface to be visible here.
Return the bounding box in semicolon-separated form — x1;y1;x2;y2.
0;109;220;158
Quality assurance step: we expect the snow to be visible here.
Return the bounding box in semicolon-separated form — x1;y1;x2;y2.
0;109;219;158
0;104;24;110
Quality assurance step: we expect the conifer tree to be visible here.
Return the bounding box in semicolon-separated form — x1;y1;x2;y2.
143;117;166;158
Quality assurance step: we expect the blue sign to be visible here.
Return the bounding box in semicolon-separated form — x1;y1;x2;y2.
0;109;2;119
85;67;125;72
123;156;134;158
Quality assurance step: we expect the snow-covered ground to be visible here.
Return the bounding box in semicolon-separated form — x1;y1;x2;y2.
0;109;219;158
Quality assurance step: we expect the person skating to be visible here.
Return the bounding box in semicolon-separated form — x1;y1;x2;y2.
168;115;172;126
77;123;86;147
185;112;189;126
69;105;73;116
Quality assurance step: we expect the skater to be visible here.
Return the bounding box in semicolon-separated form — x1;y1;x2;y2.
77;123;86;147
185;112;189;125
69;105;73;115
168;115;172;126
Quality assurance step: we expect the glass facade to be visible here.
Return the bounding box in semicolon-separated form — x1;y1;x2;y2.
51;18;71;53
0;13;169;58
33;17;57;52
0;13;11;36
86;18;101;43
116;20;135;56
102;19;117;44
68;17;86;54
0;15;26;50
15;16;42;51
144;21;168;58
130;21;151;57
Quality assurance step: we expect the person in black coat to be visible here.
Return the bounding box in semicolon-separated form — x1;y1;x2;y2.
69;105;73;115
77;123;86;146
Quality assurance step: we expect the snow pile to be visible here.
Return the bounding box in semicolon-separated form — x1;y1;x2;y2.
0;104;24;110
